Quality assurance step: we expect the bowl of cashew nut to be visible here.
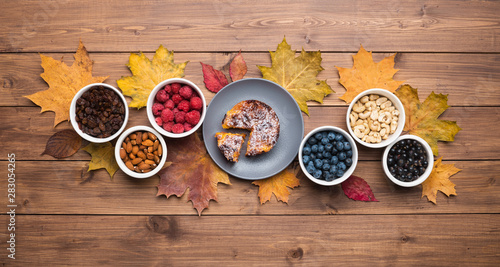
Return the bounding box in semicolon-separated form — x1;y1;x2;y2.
346;88;406;148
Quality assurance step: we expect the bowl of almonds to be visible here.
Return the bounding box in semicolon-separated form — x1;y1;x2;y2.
346;88;406;148
114;126;167;178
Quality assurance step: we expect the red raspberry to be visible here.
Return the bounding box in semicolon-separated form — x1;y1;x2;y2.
164;84;172;94
172;94;183;105
171;83;181;94
183;122;193;132
160;108;174;122
155;117;163;127
164;99;175;110
172;123;184;134
175;111;186;124
177;100;190;112
173;108;179;114
190;97;203;110
163;121;174;132
155;90;169;103
185;110;201;125
179;86;193;99
152;102;165;116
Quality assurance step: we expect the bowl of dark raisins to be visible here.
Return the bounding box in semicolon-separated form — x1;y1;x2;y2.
70;83;129;143
299;126;358;186
382;135;434;187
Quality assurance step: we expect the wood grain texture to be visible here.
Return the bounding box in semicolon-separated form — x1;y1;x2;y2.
0;106;495;161
0;161;495;216
0;0;499;53
0;215;498;265
2;52;499;107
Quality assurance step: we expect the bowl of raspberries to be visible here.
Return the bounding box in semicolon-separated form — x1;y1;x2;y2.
147;78;206;138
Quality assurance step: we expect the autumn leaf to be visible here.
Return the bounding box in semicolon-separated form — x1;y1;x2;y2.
82;142;119;179
252;167;300;204
229;51;247;81
341;175;378;202
258;37;333;115
395;84;461;156
24;40;108;127
422;157;461;204
41;129;82;159
117;45;188;109
336;45;404;103
157;134;230;215
200;62;229;93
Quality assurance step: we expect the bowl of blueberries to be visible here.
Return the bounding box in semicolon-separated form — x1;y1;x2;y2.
299;126;358;186
382;134;434;187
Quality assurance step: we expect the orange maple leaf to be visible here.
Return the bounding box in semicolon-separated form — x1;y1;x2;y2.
252;167;300;204
25;40;108;127
157;134;230;215
421;157;461;204
336;45;404;103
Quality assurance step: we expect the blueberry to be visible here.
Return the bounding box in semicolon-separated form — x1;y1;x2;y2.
325;173;334;182
336;169;345;178
308;137;317;145
336;142;344;151
331;148;338;155
346;150;352;158
345;158;352;167
306;164;315;174
323;151;332;159
316;153;323;159
330;165;338;174
302;155;311;165
327;132;336;141
314;159;323;169
314;132;323;140
313;169;322;179
311;144;319;153
303;146;311;155
335;133;344;141
322;131;328;138
318;145;325;153
322;163;331;171
331;156;339;165
337;162;347;171
321;137;329;145
339;152;347;161
310;153;316;160
325;143;333;152
344;142;351;150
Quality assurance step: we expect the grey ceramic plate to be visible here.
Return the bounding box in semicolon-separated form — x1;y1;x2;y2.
203;78;304;180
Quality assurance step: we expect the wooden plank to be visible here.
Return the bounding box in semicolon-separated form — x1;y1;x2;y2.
1;0;499;53
1;215;498;265
2;52;500;107
0;106;495;161
1;161;497;215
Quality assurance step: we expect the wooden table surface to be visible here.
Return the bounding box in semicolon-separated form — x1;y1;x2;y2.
1;0;499;265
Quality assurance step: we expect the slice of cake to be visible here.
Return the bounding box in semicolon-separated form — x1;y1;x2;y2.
215;132;247;162
222;100;280;156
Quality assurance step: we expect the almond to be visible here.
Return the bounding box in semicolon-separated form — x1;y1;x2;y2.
137;151;147;160
154;155;160;164
119;148;126;159
132;145;139;155
145;159;155;165
142;132;148;142
153;140;159;151
157;145;163;156
148;132;157;141
126;141;132;153
136;132;142;144
138;163;151;171
131;158;143;165
125;161;134;171
148;146;154;153
142;140;154;146
147;153;155;160
129;153;136;160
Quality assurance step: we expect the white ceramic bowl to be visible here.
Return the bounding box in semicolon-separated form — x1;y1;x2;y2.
114;126;168;179
298;126;358;186
147;78;207;138
346;88;405;148
382;134;434;187
70;83;129;143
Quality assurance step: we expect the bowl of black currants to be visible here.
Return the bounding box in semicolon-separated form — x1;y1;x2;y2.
299;126;358;186
383;135;434;187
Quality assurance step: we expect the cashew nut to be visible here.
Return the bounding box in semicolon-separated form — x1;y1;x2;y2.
365;101;376;110
360;95;369;103
375;97;388;106
391;109;400;118
353;125;366;139
390;121;398;134
381;123;390;136
380;128;387;138
380;100;393;110
369;94;379;101
378;111;392;124
369;120;381;131
352;102;365;113
355;119;364;126
363;122;370;135
349;113;357;127
359;110;371;120
370;109;379;121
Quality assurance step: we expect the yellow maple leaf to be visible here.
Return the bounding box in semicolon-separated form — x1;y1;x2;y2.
336;45;404;103
117;45;188;109
396;84;461;156
252;167;300;204
82;142;119;179
258;37;333;115
422;157;461;204
25;40;108;127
